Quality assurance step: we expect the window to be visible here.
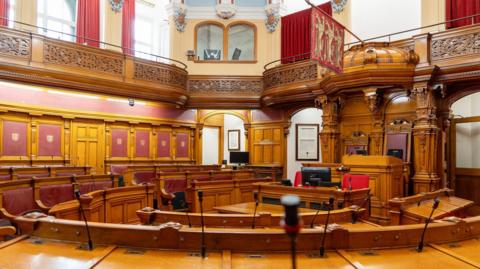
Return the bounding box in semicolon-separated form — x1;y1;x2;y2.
196;23;224;61
134;0;170;61
8;0;15;28
37;0;77;42
195;22;256;62
228;24;254;61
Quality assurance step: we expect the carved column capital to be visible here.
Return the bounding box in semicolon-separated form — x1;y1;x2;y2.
412;83;438;128
363;88;382;113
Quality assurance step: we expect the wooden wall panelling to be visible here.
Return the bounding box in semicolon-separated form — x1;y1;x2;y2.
71;120;105;174
155;126;174;161
106;123;130;162
0;113;31;163
250;124;284;165
33;116;65;163
133;125;153;160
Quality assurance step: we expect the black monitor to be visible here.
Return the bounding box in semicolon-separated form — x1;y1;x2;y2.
301;167;331;186
387;149;403;160
230;151;249;164
356;149;367;155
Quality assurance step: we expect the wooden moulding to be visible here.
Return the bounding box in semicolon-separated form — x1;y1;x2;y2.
11;214;480;251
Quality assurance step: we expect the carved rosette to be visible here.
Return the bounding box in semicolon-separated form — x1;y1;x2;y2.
134;62;187;88
43;42;123;75
264;62;317;89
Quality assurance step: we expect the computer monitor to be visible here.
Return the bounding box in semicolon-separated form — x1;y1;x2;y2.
356;149;367;155
387;149;403;160
301;167;331;186
230;151;249;164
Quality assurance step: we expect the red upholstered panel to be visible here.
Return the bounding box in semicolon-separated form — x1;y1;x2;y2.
110;165;128;175
134;171;155;184
0;174;11;181
135;130;150;158
342;174;370;190
2;121;27;156
157;131;171;158
79;181;112;194
176;133;189;158
111;128;128;157
17;173;50;179
39;184;74;207
163;178;187;193
2;187;36;215
38;124;62;156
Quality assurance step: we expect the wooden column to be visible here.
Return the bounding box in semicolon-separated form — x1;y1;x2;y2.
411;83;441;193
316;95;342;163
363;88;384;155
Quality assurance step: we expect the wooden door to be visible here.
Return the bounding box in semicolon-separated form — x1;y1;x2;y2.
71;121;105;174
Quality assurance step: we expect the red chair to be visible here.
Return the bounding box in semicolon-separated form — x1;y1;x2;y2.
294;171;302;187
342;174;369;190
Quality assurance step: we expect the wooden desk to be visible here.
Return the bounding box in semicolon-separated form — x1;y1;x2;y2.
389;189;474;225
344;246;476;269
213;202;317;214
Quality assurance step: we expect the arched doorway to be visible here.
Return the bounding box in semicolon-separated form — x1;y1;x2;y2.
286;107;323;181
450;92;480;204
199;111;248;165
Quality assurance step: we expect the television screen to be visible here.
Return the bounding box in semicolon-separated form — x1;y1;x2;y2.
230;151;249;164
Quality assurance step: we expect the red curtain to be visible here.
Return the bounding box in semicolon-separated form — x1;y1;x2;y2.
122;0;135;55
0;0;9;27
281;2;332;64
446;0;480;29
76;0;100;47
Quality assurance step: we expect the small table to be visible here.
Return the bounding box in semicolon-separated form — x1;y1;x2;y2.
213;202;317;214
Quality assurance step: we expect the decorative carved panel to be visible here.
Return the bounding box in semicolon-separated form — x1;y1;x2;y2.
0;32;31;59
188;78;262;95
134;62;187;88
431;33;480;60
43;41;123;75
263;61;317;89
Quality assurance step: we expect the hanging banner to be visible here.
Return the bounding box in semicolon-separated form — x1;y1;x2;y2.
311;7;345;73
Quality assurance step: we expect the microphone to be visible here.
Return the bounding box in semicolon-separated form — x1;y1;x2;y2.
251;192;259;229
320;197;334;257
444;190;450;198
198;190;206;258
74;184;93;251
281;195;301;269
352;192;371;224
417;197;440;252
310;197;334;228
348;175;352;191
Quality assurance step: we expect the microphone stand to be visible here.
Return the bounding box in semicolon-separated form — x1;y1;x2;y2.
251;192;259;229
320;197;334;257
74;185;93;251
198;190;206;258
281;195;301;269
352;191;371;224
417;197;440;252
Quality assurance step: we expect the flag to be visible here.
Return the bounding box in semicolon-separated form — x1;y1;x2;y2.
311;7;344;73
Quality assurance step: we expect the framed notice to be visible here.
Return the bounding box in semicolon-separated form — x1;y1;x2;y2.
296;124;319;161
228;129;240;150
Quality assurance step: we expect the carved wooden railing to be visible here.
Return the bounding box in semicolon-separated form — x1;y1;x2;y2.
0;27;188;105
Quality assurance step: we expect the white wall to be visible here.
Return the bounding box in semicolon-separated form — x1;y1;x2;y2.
451;93;480;168
223;114;246;164
351;0;421;42
286;108;323;181
202;127;219;164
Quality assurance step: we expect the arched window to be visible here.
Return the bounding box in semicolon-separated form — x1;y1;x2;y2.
227;23;255;61
195;21;256;62
37;0;77;42
196;23;224;61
